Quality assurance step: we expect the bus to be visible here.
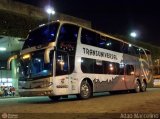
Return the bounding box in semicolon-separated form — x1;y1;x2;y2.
8;21;153;100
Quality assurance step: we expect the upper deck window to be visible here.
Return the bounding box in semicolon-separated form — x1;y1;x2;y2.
57;24;79;53
81;29;97;46
81;28;122;52
23;22;59;49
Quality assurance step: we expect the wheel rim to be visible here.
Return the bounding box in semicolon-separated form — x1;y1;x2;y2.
136;81;140;92
81;84;89;97
141;82;146;91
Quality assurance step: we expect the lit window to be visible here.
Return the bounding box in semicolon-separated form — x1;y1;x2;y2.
8;78;12;83
2;78;7;82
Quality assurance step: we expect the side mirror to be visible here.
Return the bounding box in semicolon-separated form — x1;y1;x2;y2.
44;47;55;63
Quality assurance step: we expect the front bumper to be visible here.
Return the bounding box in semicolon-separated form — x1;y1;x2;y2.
19;88;54;97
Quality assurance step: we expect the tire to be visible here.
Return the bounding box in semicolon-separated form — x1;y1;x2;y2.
133;80;141;93
77;80;92;99
49;96;61;101
140;80;147;92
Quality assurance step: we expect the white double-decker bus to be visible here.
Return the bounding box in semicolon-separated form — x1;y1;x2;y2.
10;21;152;100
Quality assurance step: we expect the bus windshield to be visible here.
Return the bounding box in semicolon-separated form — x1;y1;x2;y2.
18;50;54;81
23;22;59;49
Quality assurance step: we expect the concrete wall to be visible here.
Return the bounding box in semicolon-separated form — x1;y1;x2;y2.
0;0;45;18
0;0;91;27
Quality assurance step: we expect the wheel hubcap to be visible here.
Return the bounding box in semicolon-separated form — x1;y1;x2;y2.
81;84;89;97
142;82;146;90
136;82;140;92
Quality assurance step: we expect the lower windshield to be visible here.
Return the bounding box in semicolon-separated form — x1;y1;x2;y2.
18;50;53;80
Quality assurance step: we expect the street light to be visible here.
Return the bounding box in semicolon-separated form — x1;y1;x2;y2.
45;6;55;22
130;31;138;43
45;6;55;15
130;32;137;38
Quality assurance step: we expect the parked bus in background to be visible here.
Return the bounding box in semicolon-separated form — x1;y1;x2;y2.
8;21;153;101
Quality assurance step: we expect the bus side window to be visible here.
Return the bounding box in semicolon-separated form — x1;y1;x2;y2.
145;50;151;55
126;65;134;75
119;63;125;75
81;58;94;73
112;39;122;52
57;24;79;53
58;24;78;42
139;49;147;59
56;24;79;76
104;61;117;74
104;37;112;51
121;43;128;54
81;29;97;46
128;44;133;55
133;46;139;57
97;35;106;48
94;59;103;74
56;52;75;75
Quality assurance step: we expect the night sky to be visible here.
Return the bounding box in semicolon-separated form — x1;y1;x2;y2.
15;0;160;46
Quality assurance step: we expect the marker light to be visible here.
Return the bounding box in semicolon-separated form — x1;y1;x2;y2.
22;54;31;59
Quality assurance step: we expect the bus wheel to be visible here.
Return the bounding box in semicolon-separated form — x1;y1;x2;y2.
133;80;141;93
49;96;61;101
77;80;92;99
141;80;147;92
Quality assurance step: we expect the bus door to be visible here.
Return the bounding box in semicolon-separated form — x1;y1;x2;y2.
55;50;77;95
55;50;70;95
